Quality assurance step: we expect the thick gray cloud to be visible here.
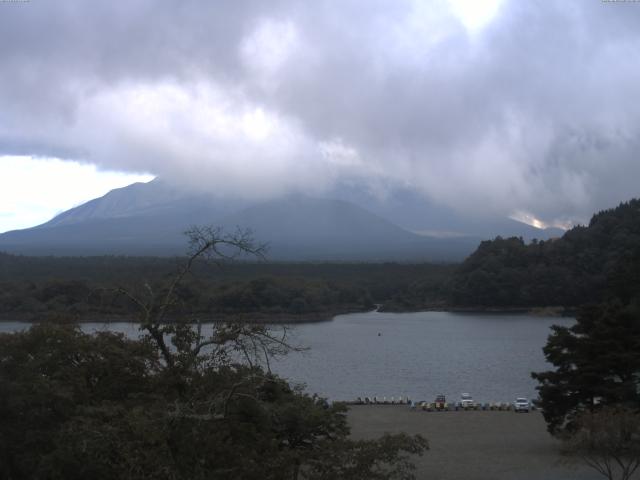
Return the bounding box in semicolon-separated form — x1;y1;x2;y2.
1;0;640;226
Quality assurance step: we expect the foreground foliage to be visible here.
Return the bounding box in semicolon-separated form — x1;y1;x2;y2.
0;227;427;479
532;302;640;435
0;323;426;480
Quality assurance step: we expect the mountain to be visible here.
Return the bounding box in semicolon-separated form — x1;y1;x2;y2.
41;180;242;228
218;195;478;260
0;179;565;260
326;182;565;241
0;180;478;260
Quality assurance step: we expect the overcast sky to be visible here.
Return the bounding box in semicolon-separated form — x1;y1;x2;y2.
1;0;639;232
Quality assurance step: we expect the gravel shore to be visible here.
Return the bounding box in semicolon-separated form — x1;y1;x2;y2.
348;406;602;480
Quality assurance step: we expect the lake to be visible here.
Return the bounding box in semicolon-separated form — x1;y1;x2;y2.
0;311;572;403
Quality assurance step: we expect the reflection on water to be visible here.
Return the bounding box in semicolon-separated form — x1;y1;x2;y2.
0;311;573;402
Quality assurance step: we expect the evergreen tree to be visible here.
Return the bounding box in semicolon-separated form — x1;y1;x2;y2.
532;302;640;435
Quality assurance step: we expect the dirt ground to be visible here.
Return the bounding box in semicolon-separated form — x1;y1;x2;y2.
348;405;604;480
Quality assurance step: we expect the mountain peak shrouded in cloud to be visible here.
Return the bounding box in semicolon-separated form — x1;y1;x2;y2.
0;179;564;259
1;0;640;229
0;180;484;260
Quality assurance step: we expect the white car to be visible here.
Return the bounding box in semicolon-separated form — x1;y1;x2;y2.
514;397;530;412
460;393;475;408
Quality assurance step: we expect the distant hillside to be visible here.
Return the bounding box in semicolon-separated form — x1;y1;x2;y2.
0;180;478;261
449;199;640;307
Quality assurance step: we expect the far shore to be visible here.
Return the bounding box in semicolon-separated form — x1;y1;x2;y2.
379;304;576;317
0;304;576;324
0;309;357;325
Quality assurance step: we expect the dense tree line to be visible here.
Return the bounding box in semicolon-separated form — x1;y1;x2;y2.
0;255;454;321
450;199;640;308
0;276;374;322
0;253;454;289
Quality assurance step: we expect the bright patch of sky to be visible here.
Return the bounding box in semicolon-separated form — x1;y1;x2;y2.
0;156;153;233
509;211;549;230
447;0;504;32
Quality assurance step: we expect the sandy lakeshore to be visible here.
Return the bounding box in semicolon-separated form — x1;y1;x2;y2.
348;406;603;480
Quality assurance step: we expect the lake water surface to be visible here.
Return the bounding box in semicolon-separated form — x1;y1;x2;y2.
0;311;572;403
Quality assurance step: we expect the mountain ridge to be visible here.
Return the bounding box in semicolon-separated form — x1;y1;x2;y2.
0;179;559;261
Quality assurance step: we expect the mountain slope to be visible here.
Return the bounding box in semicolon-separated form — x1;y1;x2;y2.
0;182;476;260
0;180;233;256
3;179;563;261
219;195;478;260
39;180;242;229
326;182;565;241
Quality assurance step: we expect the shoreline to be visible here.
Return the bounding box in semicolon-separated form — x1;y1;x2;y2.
0;304;576;324
0;308;364;325
380;305;576;317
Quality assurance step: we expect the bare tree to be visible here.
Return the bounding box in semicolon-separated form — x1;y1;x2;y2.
116;226;299;374
562;406;640;480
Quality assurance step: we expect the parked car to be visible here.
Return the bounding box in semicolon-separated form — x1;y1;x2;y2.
513;397;530;412
434;394;446;410
460;393;475;408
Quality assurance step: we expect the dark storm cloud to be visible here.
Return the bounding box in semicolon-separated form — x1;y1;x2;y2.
1;0;639;226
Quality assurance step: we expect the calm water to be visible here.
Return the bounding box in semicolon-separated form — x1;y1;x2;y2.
0;311;572;402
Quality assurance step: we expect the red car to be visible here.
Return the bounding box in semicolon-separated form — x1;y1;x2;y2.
434;394;446;410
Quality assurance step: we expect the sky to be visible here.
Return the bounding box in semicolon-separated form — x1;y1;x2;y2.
1;0;640;233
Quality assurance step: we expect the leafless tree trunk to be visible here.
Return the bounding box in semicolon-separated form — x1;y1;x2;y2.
562;406;640;480
116;226;302;374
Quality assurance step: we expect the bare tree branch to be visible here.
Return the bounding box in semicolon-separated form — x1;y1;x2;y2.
111;225;305;391
562;407;640;480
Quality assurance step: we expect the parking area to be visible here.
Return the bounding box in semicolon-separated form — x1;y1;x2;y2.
348;405;602;480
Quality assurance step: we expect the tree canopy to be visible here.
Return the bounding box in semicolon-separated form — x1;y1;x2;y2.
0;227;427;479
450;199;640;308
0;253;453;321
532;302;640;435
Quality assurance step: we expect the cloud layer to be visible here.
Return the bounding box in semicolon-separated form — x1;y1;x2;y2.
1;0;640;226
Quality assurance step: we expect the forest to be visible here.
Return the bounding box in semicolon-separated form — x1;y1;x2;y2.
0;255;453;322
1;199;639;321
449;199;640;308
